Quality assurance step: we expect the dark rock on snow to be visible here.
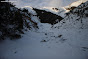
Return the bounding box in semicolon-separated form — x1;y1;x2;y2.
0;2;38;40
33;8;63;25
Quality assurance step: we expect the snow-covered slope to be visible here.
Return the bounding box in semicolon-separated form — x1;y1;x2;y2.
67;0;88;7
0;2;38;40
0;26;88;59
54;1;88;29
0;0;88;59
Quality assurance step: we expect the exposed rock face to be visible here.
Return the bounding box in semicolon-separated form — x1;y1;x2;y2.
0;2;38;40
66;1;88;17
62;1;88;29
65;6;77;10
33;8;63;25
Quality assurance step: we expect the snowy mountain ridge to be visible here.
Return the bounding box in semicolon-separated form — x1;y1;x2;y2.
0;0;88;59
0;2;38;40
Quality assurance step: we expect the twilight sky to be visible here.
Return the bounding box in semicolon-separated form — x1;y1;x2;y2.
8;0;79;8
7;0;88;8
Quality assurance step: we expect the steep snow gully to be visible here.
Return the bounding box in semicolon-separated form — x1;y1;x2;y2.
0;0;88;59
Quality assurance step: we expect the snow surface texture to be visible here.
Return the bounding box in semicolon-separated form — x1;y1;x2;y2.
0;0;88;59
0;24;88;59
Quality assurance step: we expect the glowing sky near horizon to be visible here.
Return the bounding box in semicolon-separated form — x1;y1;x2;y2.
7;0;87;8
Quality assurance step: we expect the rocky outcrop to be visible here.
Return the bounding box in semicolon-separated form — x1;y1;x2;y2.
62;1;88;29
65;1;88;18
33;8;63;25
0;2;38;40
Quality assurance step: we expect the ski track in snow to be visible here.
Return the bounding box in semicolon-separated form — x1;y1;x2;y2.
0;23;88;59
